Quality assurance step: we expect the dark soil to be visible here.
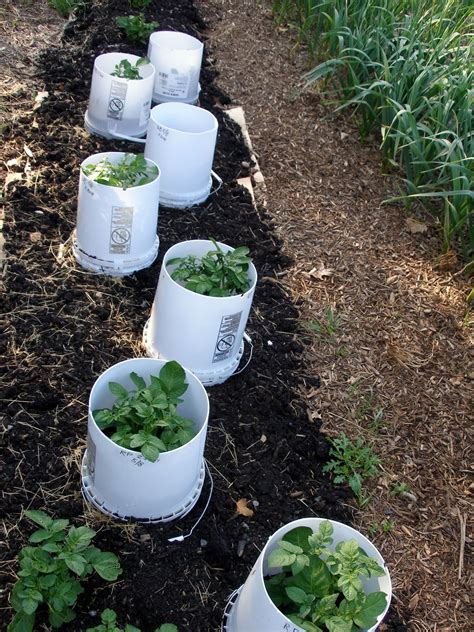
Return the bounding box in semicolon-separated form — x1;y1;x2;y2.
1;1;407;630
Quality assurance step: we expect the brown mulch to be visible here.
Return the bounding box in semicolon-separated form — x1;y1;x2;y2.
198;1;473;630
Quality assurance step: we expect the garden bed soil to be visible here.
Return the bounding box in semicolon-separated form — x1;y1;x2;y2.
1;1;406;631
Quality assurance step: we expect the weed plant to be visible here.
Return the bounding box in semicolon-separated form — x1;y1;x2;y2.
323;433;380;506
272;0;473;257
48;0;85;18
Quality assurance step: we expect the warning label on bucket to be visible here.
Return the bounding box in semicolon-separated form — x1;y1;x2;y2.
107;80;128;120
213;312;242;363
109;206;133;254
157;69;190;99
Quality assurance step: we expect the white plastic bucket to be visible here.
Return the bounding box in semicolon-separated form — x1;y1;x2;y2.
222;517;392;632
144;103;218;208
81;358;209;522
147;31;203;104
85;53;155;140
73;152;160;276
144;240;257;386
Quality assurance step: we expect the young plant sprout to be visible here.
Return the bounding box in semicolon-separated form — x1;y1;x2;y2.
8;511;121;632
111;57;148;80
82;153;158;189
86;609;178;632
93;361;196;463
116;15;159;44
265;521;387;631
167;238;252;297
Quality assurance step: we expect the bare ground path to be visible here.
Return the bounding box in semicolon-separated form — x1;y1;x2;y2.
199;1;473;630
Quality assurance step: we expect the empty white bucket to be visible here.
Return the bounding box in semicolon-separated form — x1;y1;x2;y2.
222;517;392;632
73;152;160;276
144;240;257;386
147;31;203;104
144;103;218;208
81;358;209;522
85;53;155;140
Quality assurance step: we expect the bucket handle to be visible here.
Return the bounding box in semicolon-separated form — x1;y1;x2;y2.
107;123;147;144
231;332;253;378
210;170;223;196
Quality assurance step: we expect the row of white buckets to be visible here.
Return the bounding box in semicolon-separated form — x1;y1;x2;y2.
85;31;204;140
75;102;219;274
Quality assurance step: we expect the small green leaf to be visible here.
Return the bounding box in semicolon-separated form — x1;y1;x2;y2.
353;591;387;628
7;612;35;632
109;382;129;399
25;510;53;529
267;547;296;569
29;529;52;543
130;372;146;389
159;361;188;397
92;551;122;581
285;586;308;604
156;626;179;632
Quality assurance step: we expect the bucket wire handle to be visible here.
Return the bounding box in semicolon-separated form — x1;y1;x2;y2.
231;332;253;378
167;459;214;543
210;170;223;196
107;122;147;144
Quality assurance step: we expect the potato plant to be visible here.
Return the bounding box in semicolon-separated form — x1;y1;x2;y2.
168;239;252;297
82;154;158;189
93;361;196;463
265;521;387;631
8;511;121;632
110;57;149;80
86;609;178;632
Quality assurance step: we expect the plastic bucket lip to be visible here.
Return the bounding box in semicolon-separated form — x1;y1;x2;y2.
94;52;155;80
80;152;160;190
149;102;218;137
149;30;203;52
163;239;257;302
88;357;210;459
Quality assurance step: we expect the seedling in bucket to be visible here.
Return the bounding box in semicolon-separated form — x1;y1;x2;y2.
111;57;149;80
168;238;252;297
93;361;196;463
82;153;158;189
265;520;387;631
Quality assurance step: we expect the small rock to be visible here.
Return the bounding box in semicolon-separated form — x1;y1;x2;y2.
200;539;208;547
253;171;265;184
29;232;41;243
241;161;250;168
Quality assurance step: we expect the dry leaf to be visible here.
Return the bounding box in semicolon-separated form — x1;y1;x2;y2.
33;91;49;110
406;217;428;234
309;262;333;280
409;593;420;610
24;144;33;158
6;158;21;167
29;232;42;243
235;498;254;517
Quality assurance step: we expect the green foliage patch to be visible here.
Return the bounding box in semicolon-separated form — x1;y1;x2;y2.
93;361;196;463
265;520;387;631
82;153;158;189
168;239;252;297
8;511;121;632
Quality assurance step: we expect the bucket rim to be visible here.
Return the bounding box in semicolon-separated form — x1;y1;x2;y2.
149;102;218;136
88;357;210;459
162;239;257;301
80;152;160;190
255;517;392;631
94;52;155;80
148;29;203;51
